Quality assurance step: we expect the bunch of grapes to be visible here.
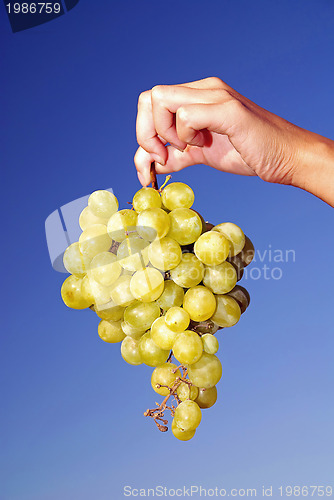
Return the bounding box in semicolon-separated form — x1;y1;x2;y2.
60;176;254;441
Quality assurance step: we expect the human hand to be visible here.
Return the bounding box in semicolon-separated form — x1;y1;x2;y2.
134;77;334;206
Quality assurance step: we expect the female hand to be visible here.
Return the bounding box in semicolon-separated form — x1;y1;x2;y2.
134;77;334;206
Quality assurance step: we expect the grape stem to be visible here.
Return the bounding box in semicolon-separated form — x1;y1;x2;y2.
144;364;190;432
150;162;159;190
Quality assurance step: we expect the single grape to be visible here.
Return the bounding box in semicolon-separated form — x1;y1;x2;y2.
148;237;182;271
165;306;190;333
63;242;90;276
195;386;217;409
226;285;250;314
130;267;164;302
79;206;109;231
169;253;204;288
204;222;215;231
109;275;136;307
79;224;112;260
173;400;202;431
88;190;119;218
121;321;146;339
107;210;138;242
138;331;170;367
150;316;179;350
98;319;125;343
212;222;245;257
172;419;196;441
121;336;143;365
161;182;194;210
211;295;241;327
151;363;181;396
172;330;203;365
194;231;230;266
61;275;92;309
136;208;170;241
176;382;199;402
89;251;122;286
203;261;237;294
201;334;219;354
117;234;150;272
167;208;202;245
183;286;216;322
124;301;160;330
238;235;255;267
95;300;124;321
187;352;222;389
132;187;162;212
156;280;184;311
189;319;219;335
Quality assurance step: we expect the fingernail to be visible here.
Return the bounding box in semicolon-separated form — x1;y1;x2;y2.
170;143;185;152
152;154;165;165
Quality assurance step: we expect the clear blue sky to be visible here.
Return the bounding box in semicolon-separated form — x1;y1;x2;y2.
1;1;333;499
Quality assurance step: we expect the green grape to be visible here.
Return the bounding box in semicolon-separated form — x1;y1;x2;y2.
138;331;170;367
79;224;112;260
151;316;179;350
130;267;164;302
201;334;219;354
167;208;202;245
194;231;230;266
161;182;194;210
136;208;170;241
117;234;150;272
63;242;90;276
79;206;109;231
109;275;136;307
190;319;219;335
124;301;160;330
95;300;124;321
169;253;204;288
165;306;190;333
195;386;217;409
98;319;125;343
173;400;202;431
81;274;95;305
148;237;182;271
132;187;162;212
87;275;112;306
121;321;146;339
226;285;250;314
61;275;92;309
183;286;216;322
187;352;222;389
203;261;237;294
171;419;196;441
88;190;119;218
151;363;181;396
107;209;138;242
156;280;184;312
238;235;255;267
172;330;203;365
176;382;199;402
211;295;241;327
121;336;143;365
212;222;245;257
89;251;122;286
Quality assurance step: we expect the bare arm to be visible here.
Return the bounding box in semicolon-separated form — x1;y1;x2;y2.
134;77;334;207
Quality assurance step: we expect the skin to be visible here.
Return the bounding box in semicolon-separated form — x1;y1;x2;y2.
134;77;334;207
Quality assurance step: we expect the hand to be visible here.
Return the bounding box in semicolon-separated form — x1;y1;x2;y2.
134;77;334;206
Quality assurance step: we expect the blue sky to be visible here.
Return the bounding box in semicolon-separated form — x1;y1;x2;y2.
1;1;334;499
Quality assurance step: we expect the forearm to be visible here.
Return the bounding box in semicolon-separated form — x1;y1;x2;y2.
290;129;334;207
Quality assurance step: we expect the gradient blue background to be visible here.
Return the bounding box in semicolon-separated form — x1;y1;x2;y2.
1;1;334;499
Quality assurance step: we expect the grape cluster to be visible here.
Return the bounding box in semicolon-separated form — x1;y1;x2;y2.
61;180;254;441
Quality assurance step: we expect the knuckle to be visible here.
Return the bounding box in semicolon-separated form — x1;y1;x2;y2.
206;76;224;88
176;106;191;126
151;85;166;102
138;90;151;107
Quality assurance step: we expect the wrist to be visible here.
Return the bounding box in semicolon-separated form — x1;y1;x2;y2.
290;129;334;206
